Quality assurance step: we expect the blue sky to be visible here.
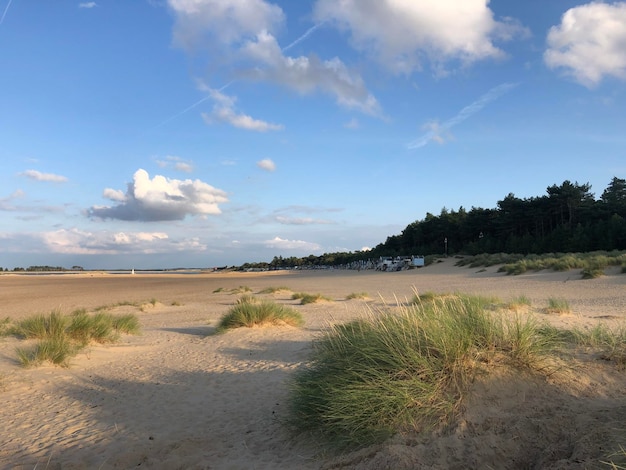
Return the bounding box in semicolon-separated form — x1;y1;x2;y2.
1;0;625;269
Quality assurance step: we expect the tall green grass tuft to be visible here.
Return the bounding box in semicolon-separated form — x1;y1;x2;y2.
10;310;140;368
258;286;291;294
216;296;303;332
16;336;76;367
289;295;557;449
12;310;68;340
546;298;571;314
346;292;369;300
292;292;332;304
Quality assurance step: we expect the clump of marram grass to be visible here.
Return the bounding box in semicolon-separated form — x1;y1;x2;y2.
346;292;369;300
292;292;333;305
504;295;532;312
258;286;292;294
545;298;571;314
0;317;11;336
410;290;444;304
288;295;558;449
216;296;303;332
93;300;139;312
11;310;68;340
410;292;499;309
231;285;253;294
10;310;140;368
576;324;626;368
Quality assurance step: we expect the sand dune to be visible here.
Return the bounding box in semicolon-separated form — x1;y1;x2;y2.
1;259;625;469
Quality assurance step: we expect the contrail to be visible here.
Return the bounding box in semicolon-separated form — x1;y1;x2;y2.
0;0;14;25
146;21;324;133
146;81;233;132
408;82;520;150
282;21;326;52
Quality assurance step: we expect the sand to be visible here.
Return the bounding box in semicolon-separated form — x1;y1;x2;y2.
0;259;625;469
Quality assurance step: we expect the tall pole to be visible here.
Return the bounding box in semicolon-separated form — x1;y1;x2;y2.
444;237;448;257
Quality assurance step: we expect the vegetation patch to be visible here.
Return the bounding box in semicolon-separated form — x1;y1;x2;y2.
231;285;253;294
6;310;140;367
545;298;571;315
292;292;333;305
346;292;369;300
216;296;303;332
504;295;532;312
258;286;292;294
482;251;626;279
288;295;560;450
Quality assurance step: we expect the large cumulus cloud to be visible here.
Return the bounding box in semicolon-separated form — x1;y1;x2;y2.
88;169;228;221
544;2;626;87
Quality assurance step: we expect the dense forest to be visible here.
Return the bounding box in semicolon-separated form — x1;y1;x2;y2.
240;177;626;270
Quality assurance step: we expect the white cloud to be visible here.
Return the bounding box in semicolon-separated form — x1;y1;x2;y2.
168;0;380;116
544;2;626;87
19;169;68;183
78;2;97;8
36;228;205;255
102;188;126;202
168;0;284;50
314;0;528;74
88;169;228;221
201;88;284;132
257;158;276;172
242;30;381;115
344;118;359;129
264;236;321;252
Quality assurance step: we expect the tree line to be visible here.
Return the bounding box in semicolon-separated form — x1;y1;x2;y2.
239;177;626;270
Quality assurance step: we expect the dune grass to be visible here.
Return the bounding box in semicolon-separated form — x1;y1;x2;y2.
8;310;140;367
292;292;333;305
258;286;292;294
231;286;253;294
504;295;532;311
288;294;561;449
456;251;626;279
546;297;571;314
346;292;369;300
216;296;303;332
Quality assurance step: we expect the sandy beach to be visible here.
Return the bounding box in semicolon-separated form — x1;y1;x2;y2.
1;259;625;469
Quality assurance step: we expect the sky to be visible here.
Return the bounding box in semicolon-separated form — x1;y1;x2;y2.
1;0;626;270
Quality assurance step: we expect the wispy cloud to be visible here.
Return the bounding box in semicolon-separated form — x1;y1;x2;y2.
264;236;321;252
78;2;97;8
0;0;13;25
19;170;69;183
408;82;520;149
155;155;194;173
169;0;381;117
201;88;284;132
